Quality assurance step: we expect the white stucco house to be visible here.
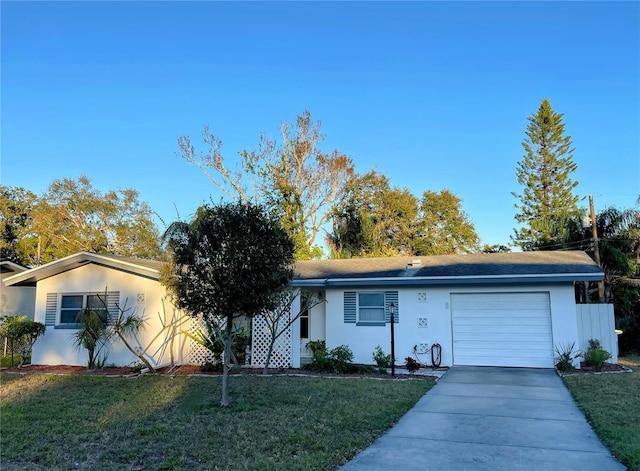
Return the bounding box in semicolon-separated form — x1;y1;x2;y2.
4;250;615;369
3;252;192;367
1;260;36;319
287;251;612;369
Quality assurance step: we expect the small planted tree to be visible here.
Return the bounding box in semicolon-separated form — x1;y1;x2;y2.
163;202;294;406
74;307;110;369
0;316;45;367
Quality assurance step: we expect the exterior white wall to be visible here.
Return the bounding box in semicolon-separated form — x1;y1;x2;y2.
576;304;618;364
31;264;189;367
1;273;36;319
324;283;580;368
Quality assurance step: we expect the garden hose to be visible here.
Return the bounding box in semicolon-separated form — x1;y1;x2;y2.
413;342;442;368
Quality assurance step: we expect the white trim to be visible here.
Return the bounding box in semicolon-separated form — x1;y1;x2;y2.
4;252;160;286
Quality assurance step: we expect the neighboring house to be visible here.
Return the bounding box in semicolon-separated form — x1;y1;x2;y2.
283;251;613;369
3;252;191;367
1;260;36;319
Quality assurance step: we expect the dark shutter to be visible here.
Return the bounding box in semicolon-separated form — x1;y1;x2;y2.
344;292;356;323
384;291;399;323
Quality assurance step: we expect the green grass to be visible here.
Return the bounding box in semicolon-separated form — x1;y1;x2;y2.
563;355;640;471
0;373;434;470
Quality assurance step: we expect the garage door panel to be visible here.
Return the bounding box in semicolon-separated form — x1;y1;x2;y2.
455;318;551;328
451;292;554;368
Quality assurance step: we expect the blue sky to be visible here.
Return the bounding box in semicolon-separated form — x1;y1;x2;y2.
2;1;639;251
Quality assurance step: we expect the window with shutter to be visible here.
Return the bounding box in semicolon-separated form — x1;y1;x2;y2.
344;291;399;326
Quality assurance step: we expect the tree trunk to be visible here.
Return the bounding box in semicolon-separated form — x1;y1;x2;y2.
116;332;155;372
220;320;233;407
263;333;276;376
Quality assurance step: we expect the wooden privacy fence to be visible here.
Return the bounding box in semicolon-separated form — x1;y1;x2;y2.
576;304;618;363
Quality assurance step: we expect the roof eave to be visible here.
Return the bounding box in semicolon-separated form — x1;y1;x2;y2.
291;272;603;288
4;252;160;286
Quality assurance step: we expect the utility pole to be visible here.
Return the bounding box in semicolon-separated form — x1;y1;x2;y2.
589;194;605;302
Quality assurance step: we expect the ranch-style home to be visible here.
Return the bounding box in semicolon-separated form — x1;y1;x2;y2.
3;250;617;369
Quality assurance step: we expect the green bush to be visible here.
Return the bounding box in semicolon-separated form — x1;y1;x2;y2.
0;315;46;367
554;342;580;371
582;338;612;371
303;344;355;373
373;345;391;372
305;340;326;355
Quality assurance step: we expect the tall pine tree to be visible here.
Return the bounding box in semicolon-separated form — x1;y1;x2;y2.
512;98;580;250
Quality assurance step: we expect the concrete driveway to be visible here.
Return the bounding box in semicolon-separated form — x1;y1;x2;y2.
340;366;625;471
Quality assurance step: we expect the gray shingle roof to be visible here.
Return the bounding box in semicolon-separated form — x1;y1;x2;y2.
294;251;601;284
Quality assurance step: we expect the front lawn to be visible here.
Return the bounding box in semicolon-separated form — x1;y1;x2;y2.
563;355;640;471
0;373;434;470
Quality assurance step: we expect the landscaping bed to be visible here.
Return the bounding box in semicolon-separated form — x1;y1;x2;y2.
557;361;631;376
1;363;443;380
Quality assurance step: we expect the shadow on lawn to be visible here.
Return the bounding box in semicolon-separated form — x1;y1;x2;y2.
1;372;435;471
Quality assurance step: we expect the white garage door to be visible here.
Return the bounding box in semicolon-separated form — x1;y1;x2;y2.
451;292;554;368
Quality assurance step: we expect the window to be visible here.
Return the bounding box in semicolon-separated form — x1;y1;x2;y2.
299;291;310;339
59;294;108;324
344;291;398;325
358;292;385;323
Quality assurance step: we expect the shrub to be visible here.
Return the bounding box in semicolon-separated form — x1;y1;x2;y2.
305;340;326;356
328;345;354;373
0;316;46;367
405;357;420;374
373;345;391;372
582;338;611;371
554;342;580;371
303;344;355;373
185;321;249;370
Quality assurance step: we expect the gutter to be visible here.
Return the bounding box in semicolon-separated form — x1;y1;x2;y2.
291;272;604;288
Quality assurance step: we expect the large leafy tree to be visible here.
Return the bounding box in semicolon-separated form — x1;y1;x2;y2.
163;202;294;406
177;111;354;260
414;189;480;255
0;186;38;263
512;98;580;250
2;177;162;265
329;172;479;257
329;171;418;258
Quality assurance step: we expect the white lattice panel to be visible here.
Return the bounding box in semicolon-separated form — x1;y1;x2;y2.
186;315;216;365
417;292;428;303
251;314;293;368
417;317;428;328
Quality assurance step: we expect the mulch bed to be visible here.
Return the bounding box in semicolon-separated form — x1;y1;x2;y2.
1;363;443;380
557;362;631;376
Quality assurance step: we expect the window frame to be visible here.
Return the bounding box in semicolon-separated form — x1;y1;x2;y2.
57;293;109;328
356;291;386;326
